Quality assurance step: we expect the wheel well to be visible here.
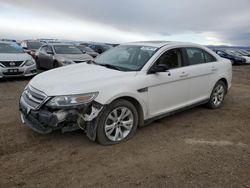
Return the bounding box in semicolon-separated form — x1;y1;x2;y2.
53;60;58;67
219;78;228;93
113;96;144;126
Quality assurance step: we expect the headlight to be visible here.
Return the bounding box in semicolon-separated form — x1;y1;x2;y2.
46;92;98;107
24;59;35;66
57;58;75;65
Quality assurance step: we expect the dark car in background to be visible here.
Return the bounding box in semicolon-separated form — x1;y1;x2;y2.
76;45;99;58
82;43;112;54
35;43;93;70
21;40;44;58
213;49;246;65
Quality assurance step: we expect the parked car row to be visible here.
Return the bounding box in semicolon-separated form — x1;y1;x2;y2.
0;38;249;80
212;49;250;65
0;39;118;78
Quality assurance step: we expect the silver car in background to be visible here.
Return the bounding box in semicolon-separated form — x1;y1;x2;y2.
0;42;37;78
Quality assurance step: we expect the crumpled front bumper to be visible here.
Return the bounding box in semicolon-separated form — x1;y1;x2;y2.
19;98;104;140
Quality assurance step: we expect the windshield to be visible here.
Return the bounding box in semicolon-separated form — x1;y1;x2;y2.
0;43;24;53
54;45;83;54
27;41;43;49
77;45;95;53
95;45;158;71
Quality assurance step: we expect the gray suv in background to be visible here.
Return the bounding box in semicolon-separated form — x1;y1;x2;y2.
0;41;37;78
35;43;93;69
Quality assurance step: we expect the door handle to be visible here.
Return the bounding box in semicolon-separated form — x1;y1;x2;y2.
179;72;188;78
211;67;217;72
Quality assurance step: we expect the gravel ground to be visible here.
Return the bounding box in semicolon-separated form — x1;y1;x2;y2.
0;66;249;188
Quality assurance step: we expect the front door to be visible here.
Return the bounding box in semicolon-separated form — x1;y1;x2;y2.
147;48;190;118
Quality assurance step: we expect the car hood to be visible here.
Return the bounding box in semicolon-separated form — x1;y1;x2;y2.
0;53;32;61
55;54;93;62
87;52;99;57
30;63;137;96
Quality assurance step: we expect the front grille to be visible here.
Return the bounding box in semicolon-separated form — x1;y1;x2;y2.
22;85;47;110
0;61;24;67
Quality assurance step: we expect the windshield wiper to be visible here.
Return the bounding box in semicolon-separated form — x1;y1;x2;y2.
87;60;123;71
97;63;123;71
87;60;97;64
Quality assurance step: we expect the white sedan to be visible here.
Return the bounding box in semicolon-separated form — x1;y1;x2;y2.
20;41;232;145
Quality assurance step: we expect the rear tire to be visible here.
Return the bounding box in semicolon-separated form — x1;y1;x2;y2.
97;99;138;145
207;80;226;109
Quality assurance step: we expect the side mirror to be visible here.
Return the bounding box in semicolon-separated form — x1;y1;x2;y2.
148;64;169;74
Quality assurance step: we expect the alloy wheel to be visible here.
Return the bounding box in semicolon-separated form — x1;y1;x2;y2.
212;84;225;106
104;107;134;141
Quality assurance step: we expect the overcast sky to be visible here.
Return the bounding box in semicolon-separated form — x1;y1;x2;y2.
0;0;249;45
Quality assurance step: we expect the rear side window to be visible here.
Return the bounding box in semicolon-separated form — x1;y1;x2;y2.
204;51;216;62
185;48;206;65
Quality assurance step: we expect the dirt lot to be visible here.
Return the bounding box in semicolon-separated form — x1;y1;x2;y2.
0;66;250;188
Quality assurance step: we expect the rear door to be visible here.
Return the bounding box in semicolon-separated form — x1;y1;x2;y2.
183;47;217;104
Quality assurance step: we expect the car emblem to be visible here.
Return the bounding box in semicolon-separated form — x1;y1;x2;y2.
9;62;16;66
26;107;31;114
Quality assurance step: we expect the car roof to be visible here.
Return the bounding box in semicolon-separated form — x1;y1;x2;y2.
46;43;75;46
122;41;200;48
0;41;17;45
23;40;43;43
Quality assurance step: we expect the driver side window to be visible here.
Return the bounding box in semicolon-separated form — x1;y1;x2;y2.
40;46;47;53
46;46;53;54
155;48;183;69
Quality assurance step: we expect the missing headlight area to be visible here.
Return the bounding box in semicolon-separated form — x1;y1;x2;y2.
20;99;103;140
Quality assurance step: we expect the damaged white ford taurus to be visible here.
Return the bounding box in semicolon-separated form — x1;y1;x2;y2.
20;41;232;145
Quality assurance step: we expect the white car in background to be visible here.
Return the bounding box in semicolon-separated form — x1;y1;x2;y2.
20;41;232;145
228;50;250;64
0;41;37;78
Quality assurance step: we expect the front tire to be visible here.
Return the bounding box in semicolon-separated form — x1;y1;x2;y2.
207;81;226;109
97;99;138;145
